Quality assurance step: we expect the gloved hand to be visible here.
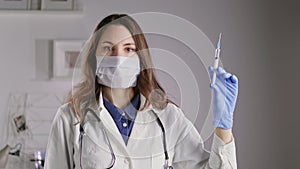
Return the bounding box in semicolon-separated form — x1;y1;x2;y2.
208;66;238;130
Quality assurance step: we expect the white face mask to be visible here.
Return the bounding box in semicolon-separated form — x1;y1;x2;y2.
95;56;140;88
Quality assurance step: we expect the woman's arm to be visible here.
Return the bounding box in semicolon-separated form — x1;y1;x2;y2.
172;121;237;169
215;128;233;144
208;66;238;144
44;106;74;169
171;107;237;169
172;64;239;168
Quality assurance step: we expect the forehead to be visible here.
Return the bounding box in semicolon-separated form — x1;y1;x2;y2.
99;25;135;44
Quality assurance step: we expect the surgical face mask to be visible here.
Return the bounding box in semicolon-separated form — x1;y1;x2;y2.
95;56;140;88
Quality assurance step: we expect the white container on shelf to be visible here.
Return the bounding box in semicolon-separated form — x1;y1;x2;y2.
41;0;73;10
0;0;28;10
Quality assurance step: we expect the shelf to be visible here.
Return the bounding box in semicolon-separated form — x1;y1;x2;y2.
0;9;83;15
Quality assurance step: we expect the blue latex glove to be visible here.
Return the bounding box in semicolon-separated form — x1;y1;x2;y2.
208;66;238;130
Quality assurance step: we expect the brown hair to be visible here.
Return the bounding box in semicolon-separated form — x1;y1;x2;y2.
65;14;173;123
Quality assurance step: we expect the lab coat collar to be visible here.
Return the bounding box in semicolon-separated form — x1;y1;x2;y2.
84;88;158;149
97;88;156;115
83;90;130;157
84;88;161;125
102;93;140;122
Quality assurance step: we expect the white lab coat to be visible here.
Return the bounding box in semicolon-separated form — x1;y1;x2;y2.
45;91;237;169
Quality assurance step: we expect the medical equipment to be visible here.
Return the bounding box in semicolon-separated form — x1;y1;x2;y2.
79;108;173;169
151;111;174;169
211;33;222;85
9;143;46;169
8;143;22;156
0;143;45;169
31;151;45;169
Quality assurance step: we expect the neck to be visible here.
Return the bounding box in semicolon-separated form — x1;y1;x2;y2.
102;86;135;109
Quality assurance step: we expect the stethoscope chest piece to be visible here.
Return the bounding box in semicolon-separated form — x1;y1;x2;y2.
164;159;174;169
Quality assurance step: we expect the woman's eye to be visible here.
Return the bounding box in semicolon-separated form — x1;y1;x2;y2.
126;47;136;52
103;46;112;51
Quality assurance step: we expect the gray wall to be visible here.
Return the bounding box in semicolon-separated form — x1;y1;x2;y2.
267;1;300;168
0;0;299;168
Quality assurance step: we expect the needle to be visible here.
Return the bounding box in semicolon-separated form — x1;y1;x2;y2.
212;33;222;85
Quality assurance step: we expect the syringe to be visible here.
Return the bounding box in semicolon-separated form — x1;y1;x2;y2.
212;33;222;85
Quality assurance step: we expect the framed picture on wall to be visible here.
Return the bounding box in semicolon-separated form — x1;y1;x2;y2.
41;0;73;10
0;0;28;10
29;0;42;10
53;40;85;79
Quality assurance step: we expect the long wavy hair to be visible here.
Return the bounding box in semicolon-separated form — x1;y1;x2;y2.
65;14;173;123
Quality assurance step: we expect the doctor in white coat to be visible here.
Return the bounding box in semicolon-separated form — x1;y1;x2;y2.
45;14;238;169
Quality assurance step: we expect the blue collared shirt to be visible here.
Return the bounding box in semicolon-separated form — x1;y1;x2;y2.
103;94;140;145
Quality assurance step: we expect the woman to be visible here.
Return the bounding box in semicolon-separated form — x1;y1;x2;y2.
45;14;238;169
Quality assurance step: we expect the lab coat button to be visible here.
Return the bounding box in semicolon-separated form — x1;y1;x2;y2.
219;148;224;156
88;147;96;155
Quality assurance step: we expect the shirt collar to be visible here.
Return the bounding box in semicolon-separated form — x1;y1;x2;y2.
91;88;156;121
83;89;159;128
103;93;140;121
124;93;140;119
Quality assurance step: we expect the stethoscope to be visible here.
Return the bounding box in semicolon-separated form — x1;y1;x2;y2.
79;108;173;169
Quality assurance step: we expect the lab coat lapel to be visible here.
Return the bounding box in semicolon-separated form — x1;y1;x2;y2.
98;90;129;150
83;90;129;157
98;91;152;147
99;107;127;144
126;94;159;157
128;93;154;140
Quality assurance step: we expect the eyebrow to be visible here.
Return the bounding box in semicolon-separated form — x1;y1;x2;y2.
123;43;136;46
101;41;135;46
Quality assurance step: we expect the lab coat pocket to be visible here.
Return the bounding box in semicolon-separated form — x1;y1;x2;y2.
80;134;115;169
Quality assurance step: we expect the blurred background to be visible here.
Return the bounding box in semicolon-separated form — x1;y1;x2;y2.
0;0;299;168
